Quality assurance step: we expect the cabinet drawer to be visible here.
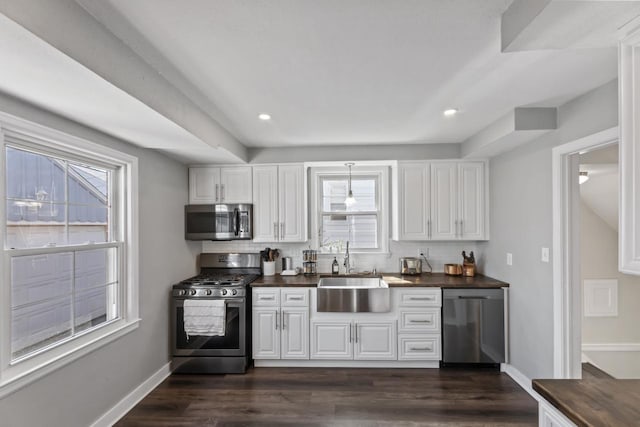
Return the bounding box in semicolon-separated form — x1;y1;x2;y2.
398;335;441;360
399;309;440;333
281;288;309;307
397;289;441;307
252;289;280;306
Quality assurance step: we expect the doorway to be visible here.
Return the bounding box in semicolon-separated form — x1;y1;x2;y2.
553;126;640;379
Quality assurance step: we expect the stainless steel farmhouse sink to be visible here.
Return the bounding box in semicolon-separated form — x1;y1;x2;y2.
317;275;390;312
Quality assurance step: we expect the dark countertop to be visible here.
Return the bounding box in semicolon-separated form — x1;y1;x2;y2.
250;272;508;288
533;378;640;427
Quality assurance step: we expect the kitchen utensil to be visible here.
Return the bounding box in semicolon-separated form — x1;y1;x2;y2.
444;263;463;276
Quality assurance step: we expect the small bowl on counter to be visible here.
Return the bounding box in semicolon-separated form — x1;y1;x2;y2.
444;263;463;276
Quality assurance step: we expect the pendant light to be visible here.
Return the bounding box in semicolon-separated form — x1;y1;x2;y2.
344;163;356;207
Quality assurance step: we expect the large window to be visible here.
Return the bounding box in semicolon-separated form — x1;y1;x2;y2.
311;165;389;254
1;115;138;394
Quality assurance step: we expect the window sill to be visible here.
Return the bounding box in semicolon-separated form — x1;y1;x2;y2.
0;318;140;399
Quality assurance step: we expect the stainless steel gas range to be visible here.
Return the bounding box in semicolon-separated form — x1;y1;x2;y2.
171;253;260;374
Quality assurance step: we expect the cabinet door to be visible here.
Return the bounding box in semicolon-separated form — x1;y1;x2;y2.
252;166;279;242
189;167;220;204
398;162;430;240
310;321;353;359
281;308;309;360
458;162;485;240
220;167;252;204
354;321;397;360
252;308;280;359
278;164;306;242
430;163;458;240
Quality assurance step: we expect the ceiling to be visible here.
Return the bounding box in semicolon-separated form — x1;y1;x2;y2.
0;1;635;163
78;0;619;148
580;144;619;231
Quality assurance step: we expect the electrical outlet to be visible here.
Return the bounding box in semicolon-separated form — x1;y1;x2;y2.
541;247;550;263
506;253;513;266
418;248;428;258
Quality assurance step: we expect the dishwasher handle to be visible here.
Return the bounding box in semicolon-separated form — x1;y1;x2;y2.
458;295;490;300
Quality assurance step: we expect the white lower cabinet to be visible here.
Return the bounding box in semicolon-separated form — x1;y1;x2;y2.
252;288;309;360
253;286;443;366
311;320;397;360
539;399;577;427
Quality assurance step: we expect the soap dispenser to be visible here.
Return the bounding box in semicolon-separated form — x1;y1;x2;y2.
331;257;339;275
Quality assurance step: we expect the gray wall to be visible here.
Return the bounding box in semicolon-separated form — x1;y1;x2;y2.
0;92;201;427
479;79;618;380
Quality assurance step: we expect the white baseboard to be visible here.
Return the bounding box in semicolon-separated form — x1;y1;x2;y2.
254;360;440;368
582;343;640;352
501;363;541;402
90;362;171;427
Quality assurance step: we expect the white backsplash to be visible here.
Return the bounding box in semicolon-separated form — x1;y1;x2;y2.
201;240;483;274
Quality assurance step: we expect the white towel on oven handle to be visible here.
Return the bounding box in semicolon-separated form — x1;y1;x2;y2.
183;299;226;338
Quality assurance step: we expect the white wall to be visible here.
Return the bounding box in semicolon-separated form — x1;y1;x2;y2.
480;79;619;380
203;240;481;275
0;92;201;426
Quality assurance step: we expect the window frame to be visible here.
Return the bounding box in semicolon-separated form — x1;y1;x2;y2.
309;164;390;255
0;112;139;397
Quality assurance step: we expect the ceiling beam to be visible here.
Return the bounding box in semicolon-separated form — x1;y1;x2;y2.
0;0;247;162
461;107;557;158
502;0;640;51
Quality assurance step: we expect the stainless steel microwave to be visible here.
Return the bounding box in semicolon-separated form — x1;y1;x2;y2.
185;204;253;240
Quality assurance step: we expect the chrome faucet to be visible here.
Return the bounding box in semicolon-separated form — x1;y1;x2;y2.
343;241;351;273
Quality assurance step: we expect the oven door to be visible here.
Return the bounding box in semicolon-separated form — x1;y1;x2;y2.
172;298;246;357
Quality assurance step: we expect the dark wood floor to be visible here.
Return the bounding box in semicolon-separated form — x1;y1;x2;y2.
116;367;538;426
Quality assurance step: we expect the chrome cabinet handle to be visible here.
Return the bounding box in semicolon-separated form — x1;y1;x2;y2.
459;219;463;238
409;347;432;351
427;219;431;239
288;296;303;301
349;324;352;343
259;296;275;300
221;184;225;202
275;310;279;330
409;319;432;323
354;323;358;343
409;297;433;301
215;184;219;202
282;311;286;330
274;222;278;240
280;222;284;240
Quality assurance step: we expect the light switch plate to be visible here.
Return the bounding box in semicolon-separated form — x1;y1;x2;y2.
506;253;513;266
541;247;550;263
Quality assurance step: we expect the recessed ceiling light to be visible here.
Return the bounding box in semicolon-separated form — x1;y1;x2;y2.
258;113;271;121
443;109;458;117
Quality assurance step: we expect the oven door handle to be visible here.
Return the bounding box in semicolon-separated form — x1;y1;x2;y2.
233;208;240;236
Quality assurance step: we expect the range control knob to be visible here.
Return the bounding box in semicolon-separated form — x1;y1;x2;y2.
222;289;228;296
178;290;186;296
189;289;197;296
232;289;238;296
205;289;212;296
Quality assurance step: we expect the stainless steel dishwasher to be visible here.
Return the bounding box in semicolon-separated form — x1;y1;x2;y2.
442;288;506;366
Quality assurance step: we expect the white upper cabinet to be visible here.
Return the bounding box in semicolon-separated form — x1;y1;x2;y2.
397;162;431;240
252;164;307;243
188;166;252;204
394;161;487;241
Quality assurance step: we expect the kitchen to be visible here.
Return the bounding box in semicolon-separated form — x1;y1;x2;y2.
1;1;640;426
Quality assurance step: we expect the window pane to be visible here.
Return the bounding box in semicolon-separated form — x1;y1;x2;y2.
321;214;378;250
11;253;73;359
6;147;65;202
68;163;109;208
322;178;376;212
74;248;119;331
5;147;112;248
